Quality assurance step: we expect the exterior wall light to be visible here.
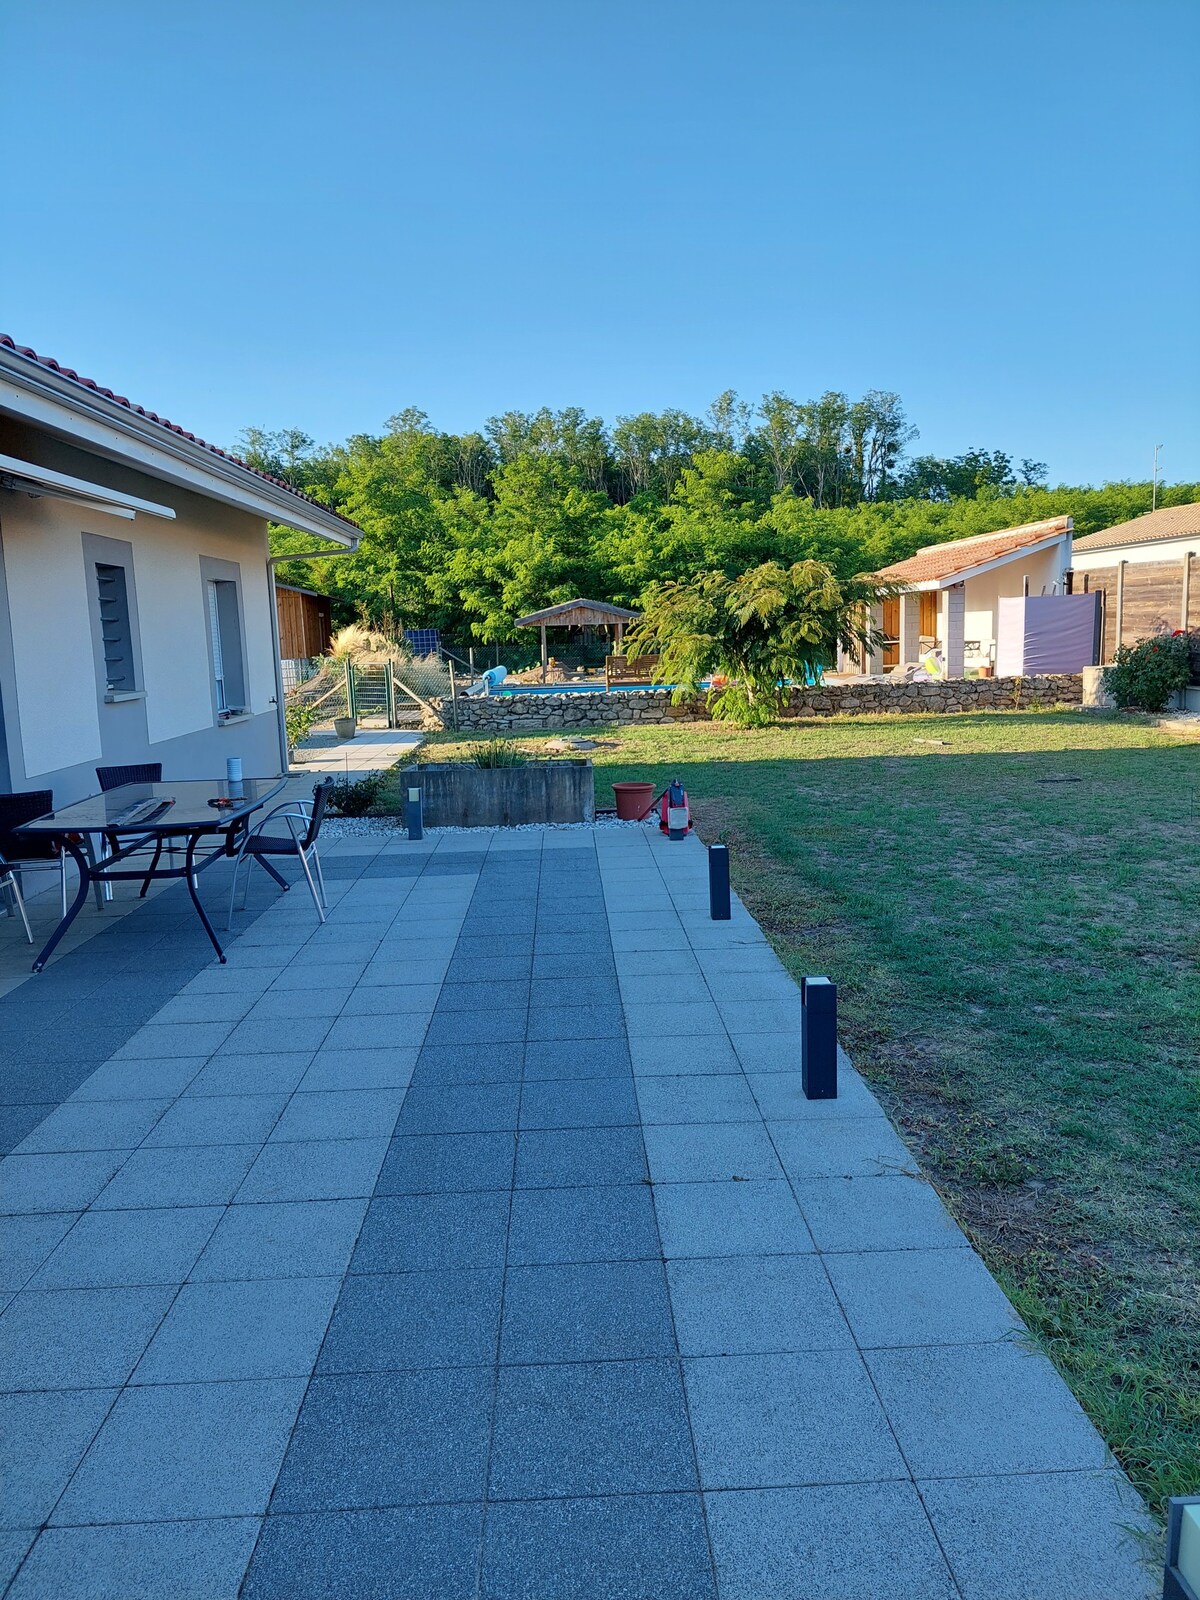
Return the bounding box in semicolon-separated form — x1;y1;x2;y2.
1165;1498;1200;1600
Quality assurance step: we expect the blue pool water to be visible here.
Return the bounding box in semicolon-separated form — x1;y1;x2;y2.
500;669;822;696
500;683;682;695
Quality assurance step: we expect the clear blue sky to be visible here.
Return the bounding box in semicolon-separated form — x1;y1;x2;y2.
3;0;1197;486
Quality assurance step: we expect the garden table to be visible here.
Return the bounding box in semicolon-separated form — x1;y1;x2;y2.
16;776;286;971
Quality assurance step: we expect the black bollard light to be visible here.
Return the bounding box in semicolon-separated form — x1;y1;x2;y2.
708;843;731;920
405;784;424;841
801;976;838;1100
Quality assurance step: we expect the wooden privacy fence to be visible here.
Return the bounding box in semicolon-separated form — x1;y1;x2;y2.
1070;552;1199;662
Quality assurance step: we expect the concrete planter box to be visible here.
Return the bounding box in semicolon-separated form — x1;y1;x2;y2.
401;760;595;828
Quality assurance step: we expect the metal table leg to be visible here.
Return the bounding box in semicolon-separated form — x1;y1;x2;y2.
184;833;226;963
31;837;93;973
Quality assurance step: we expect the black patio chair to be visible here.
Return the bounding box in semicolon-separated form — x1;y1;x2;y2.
0;848;33;943
0;790;69;919
96;762;168;896
227;781;331;929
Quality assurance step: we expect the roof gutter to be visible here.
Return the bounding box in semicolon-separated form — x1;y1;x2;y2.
0;349;360;546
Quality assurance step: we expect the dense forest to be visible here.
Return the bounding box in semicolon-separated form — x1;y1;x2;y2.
246;389;1199;653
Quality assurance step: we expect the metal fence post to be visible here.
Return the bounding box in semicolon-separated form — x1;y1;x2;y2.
801;976;838;1099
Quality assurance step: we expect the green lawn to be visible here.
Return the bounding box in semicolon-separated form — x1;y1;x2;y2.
401;710;1200;1512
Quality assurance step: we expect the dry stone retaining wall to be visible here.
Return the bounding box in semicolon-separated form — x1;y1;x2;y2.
425;675;1083;731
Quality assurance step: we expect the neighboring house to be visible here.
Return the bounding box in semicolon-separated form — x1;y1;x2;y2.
854;516;1075;676
1068;503;1200;663
276;583;334;688
0;335;360;801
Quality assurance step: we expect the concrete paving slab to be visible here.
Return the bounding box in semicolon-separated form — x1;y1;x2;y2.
0;1387;118;1528
918;1468;1158;1600
793;1174;967;1253
29;1205;223;1288
8;1518;262;1600
685;1348;908;1488
507;1184;659;1265
636;1075;761;1125
705;1482;958;1600
654;1179;815;1259
770;1116;920;1180
0;1285;174;1390
0;1213;80;1292
489;1359;695;1499
270;1367;492;1512
51;1377;305;1523
318;1268;503;1375
500;1260;675;1364
192;1198;368;1281
241;1505;479;1600
643;1121;784;1183
482;1494;715;1600
826;1246;1024;1348
667;1254;854;1357
131;1276;339;1383
92;1144;260;1210
233;1134;389;1203
376;1130;517;1195
515;1126;647;1188
866;1340;1112;1477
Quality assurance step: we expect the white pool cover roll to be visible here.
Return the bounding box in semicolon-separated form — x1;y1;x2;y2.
995;593;1100;675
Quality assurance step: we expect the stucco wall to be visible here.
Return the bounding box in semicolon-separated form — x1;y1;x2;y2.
962;544;1066;665
428;676;1084;731
1072;535;1199;570
0;418;282;799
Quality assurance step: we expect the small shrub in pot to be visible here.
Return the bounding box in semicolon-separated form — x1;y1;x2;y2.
1102;633;1191;712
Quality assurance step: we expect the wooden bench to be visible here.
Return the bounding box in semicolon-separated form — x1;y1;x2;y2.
605;654;661;688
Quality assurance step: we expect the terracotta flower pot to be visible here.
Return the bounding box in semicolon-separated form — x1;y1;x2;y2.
612;781;656;820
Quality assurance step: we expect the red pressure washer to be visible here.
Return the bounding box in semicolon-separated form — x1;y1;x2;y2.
636;778;692;840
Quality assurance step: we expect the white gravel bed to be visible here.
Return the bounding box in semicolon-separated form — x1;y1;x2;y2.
320;815;647;839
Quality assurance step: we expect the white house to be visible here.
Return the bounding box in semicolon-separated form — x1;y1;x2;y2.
1069;502;1199;661
858;516;1075;676
0;335;360;802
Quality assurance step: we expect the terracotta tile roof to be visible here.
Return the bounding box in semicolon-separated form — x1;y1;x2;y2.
1071;502;1200;552
0;333;359;532
876;517;1073;586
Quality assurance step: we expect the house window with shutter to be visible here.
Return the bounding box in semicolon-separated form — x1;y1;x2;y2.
95;562;135;692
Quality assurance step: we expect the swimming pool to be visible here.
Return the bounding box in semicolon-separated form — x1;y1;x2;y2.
499;683;683;695
498;670;821;695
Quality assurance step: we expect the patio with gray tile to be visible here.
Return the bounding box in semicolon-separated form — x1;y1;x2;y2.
0;824;1158;1598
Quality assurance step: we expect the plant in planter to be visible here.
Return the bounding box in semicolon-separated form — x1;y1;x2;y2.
463;739;527;768
1102;632;1191;712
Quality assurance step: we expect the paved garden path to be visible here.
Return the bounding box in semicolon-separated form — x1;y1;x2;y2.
0;825;1155;1598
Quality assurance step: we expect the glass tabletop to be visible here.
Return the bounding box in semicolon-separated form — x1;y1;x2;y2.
15;778;287;835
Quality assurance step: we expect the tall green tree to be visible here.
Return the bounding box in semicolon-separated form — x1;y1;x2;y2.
626;560;884;726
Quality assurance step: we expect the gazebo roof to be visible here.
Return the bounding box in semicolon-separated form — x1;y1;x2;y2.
515;598;640;628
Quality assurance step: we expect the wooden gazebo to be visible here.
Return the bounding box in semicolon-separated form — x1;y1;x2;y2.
515;598;640;681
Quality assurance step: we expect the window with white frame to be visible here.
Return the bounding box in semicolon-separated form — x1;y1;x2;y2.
205;576;246;715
